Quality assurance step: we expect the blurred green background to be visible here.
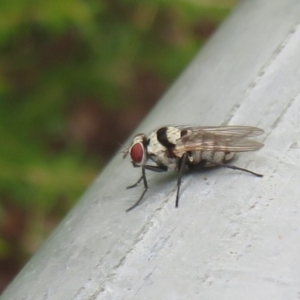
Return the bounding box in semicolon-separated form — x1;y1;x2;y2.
0;0;237;292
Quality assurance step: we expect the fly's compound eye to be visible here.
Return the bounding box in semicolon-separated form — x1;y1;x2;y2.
130;142;145;165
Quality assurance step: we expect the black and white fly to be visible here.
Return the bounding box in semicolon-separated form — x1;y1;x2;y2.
123;125;264;211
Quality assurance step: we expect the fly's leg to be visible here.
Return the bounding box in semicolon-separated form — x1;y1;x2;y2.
176;153;188;208
207;161;263;177
127;165;167;189
126;165;167;212
126;167;148;212
126;175;143;189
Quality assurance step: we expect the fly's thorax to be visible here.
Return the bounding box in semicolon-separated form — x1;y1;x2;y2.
158;126;182;145
146;126;181;170
147;131;165;155
147;126;181;155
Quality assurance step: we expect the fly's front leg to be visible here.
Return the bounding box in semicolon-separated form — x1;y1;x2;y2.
126;161;145;189
175;153;188;208
126;175;143;189
127;164;167;189
126;164;167;212
126;167;148;212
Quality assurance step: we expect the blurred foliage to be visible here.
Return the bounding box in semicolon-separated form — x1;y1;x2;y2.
0;0;237;291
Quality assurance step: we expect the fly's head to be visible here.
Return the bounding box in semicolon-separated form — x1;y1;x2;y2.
123;133;148;167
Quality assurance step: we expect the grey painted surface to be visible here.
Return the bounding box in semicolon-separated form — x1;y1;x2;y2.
2;1;300;299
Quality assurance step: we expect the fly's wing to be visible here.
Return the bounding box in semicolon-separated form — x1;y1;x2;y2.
177;125;264;137
174;126;264;155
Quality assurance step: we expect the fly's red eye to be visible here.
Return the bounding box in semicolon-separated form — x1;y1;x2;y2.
130;143;144;163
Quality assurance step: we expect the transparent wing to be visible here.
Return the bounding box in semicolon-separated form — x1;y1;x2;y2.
178;125;264;137
174;126;264;154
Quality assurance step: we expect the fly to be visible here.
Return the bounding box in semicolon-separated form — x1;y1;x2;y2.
123;125;264;211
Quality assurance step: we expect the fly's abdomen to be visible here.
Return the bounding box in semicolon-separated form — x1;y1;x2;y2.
188;151;235;167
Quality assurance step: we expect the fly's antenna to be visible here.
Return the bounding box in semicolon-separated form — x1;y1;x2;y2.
121;147;130;159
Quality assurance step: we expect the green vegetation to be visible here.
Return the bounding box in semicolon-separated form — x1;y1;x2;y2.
0;0;237;290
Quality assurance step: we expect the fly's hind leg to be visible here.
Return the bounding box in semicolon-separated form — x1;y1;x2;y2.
207;160;263;177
